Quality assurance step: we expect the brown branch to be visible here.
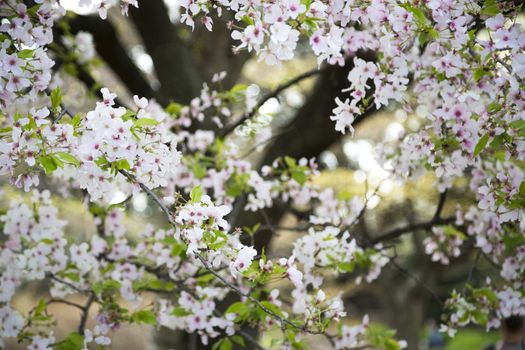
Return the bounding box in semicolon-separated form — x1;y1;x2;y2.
49;275;92;294
78;294;96;335
432;190;447;221
370;191;452;245
48;274;97;335
369;216;455;245
47;299;85;311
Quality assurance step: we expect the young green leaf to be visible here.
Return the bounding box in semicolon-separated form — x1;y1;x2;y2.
134;118;160;127
190;185;203;203
55;152;80;167
473;133;489;157
50;87;62;111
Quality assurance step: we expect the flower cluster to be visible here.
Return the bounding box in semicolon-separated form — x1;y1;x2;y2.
423;226;465;265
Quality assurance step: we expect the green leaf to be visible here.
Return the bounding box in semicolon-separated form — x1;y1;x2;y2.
116;159;131;170
240;16;254;25
338;261;355;273
171;307;191;317
134;118;160;127
192;162;207;179
428;28;440;40
95;156;109;168
230;84;248;94
284;156;297;168
39;156;58;174
418;32;429;46
481;0;499;16
473;310;489;326
443;225;466;240
229;83;250;100
121;110;135;121
473;68;488;82
385;339;402;350
62;272;81;282
411;7;427;25
71;114;82;127
165;102;183;116
50;87;62;111
35;298;47;317
400;4;428;27
93;279;121;294
487;102;502;114
18;49;34;59
291;169;307;186
171;242;186;257
219;339;233;350
225;301;250;319
51;154;64;169
510;120;525;136
55;332;84;350
259;301;284;318
40;238;54;245
474;133;489;157
231;335;245;347
132;310;157;325
190;185;203;203
490;134;505;148
55;152;80;167
89;203;106;216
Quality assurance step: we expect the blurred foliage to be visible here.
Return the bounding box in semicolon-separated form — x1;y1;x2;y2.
445;329;499;350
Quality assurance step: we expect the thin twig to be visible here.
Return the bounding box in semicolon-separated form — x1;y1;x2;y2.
47;299;85;311
49;275;92;294
221;68;326;137
388;258;443;305
495;56;524;86
461;250;482;295
371;191;451;245
235;127;294;160
339;181;383;239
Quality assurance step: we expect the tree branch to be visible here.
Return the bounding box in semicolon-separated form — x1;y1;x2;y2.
432;190;447;222
78;294;96;335
47;299;85;311
68;15;160;103
369;216;455;245
129;0;201;103
221;67;326;137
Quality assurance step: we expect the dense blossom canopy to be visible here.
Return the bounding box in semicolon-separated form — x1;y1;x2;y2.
0;0;524;349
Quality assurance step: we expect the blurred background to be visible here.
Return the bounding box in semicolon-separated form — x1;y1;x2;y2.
1;1;506;349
